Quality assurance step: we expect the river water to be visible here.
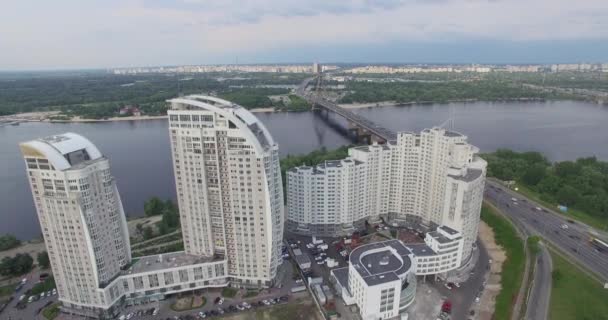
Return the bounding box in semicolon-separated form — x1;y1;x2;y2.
2;100;608;239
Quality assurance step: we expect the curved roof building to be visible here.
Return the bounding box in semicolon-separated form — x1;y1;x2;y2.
167;95;284;287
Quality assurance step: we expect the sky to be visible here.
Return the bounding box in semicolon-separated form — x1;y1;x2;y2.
1;0;608;70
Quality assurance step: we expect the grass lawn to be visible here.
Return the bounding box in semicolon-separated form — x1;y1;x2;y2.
253;298;321;320
222;287;238;298
42;302;61;320
481;203;526;320
0;283;17;297
244;290;260;298
510;183;608;231
549;251;608;320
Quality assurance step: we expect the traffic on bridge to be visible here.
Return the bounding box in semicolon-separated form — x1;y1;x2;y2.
296;77;397;142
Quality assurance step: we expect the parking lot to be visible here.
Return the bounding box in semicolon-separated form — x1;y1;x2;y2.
1;269;59;320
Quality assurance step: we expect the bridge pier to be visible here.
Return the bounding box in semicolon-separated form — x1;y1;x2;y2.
347;122;386;145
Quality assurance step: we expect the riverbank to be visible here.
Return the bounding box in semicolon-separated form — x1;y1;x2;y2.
2;97;556;123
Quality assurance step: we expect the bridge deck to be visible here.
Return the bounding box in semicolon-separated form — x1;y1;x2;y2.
296;77;397;141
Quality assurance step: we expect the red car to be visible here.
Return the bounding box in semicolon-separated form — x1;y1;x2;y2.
442;300;452;314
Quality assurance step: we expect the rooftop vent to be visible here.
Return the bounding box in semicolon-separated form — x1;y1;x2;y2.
379;256;390;266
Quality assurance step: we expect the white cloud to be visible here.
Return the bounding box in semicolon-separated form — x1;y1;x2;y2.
0;0;607;69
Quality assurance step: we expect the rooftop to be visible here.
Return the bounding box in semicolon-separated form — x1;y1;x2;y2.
124;251;222;275
20;132;103;171
349;239;413;286
427;231;453;244
449;168;483;183
407;243;436;257
438;225;459;236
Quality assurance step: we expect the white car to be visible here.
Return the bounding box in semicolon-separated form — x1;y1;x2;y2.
561;224;569;229
535;207;542;211
316;260;324;265
152;308;158;316
511;197;518;202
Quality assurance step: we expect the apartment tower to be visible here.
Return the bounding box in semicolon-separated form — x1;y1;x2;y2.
20;133;131;317
167;95;284;287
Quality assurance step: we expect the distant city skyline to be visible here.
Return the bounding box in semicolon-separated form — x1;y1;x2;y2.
2;0;608;70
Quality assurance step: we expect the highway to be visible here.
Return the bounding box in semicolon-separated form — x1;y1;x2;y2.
484;180;608;282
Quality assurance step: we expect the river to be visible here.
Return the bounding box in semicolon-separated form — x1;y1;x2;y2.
2;100;608;240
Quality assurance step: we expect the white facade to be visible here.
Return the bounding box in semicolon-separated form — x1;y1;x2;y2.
167;95;284;287
20;96;285;318
20;134;132;316
287;128;486;262
410;226;464;276
331;240;417;320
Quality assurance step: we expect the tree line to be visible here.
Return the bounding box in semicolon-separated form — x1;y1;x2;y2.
0;72;308;117
482;149;608;224
339;80;571;104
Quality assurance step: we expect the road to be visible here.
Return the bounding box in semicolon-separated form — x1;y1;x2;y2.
1;268;57;320
295;76;397;141
432;241;489;320
525;243;552;320
484;180;608;282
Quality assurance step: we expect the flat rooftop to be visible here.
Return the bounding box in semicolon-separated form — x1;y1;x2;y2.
350;239;413;286
438;225;459;236
124;251;222;275
407;243;436;257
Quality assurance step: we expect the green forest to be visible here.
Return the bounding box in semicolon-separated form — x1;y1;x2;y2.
339;80;571;104
0;72;308;117
482;149;608;227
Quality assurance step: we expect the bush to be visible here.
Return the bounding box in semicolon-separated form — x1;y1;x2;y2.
0;253;34;276
31;276;55;295
0;234;21;251
222;287;238;298
37;251;50;269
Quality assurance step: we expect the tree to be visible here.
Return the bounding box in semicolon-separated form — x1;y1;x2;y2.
37;251;50;269
554;161;581;178
144;197;164;216
522;164;547;186
0;234;21;251
0;253;34;276
556;185;581;206
143;226;154;240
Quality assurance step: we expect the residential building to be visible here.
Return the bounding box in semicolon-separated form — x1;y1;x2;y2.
287;128;486;264
20;134;131;317
167;95;284;288
331;240;417;320
20;95;285;318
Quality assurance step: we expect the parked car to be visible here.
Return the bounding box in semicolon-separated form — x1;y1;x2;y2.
441;300;452;314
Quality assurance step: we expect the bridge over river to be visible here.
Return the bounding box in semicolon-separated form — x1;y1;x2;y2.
295;77;397;143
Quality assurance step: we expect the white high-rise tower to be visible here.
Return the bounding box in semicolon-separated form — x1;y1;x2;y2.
167;95;284;287
20;133;131;316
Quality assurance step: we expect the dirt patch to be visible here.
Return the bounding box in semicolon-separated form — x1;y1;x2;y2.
476;221;507;320
221;297;323;320
171;296;194;311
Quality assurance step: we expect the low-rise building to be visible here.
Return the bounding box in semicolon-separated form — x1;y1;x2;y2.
331;240;417;320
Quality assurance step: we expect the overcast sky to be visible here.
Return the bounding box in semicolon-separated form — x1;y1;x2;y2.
1;0;607;70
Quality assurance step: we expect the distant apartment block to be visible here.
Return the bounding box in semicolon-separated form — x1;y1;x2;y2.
287;128;486;263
